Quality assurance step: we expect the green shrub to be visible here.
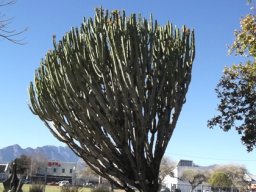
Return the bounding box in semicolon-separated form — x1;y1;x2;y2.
29;184;45;192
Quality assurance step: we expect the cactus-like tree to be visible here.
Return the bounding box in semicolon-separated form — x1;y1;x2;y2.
29;8;195;192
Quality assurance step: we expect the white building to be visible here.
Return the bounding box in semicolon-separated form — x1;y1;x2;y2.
46;161;76;177
163;160;212;192
244;173;256;191
35;160;77;183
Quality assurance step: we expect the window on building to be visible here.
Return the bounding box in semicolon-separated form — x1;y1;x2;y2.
70;169;73;174
53;168;57;173
62;169;65;173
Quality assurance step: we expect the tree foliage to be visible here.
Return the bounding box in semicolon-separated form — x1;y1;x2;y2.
208;6;256;151
214;165;248;191
159;157;176;183
29;154;48;176
29;8;195;192
208;172;233;191
180;169;208;192
13;155;31;175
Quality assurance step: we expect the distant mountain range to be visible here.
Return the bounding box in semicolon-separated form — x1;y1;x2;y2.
0;144;80;163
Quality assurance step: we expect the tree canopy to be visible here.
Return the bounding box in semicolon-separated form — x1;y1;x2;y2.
180;169;208;192
208;5;256;151
159;157;176;183
29;8;195;192
12;155;31;175
208;172;233;192
214;165;248;191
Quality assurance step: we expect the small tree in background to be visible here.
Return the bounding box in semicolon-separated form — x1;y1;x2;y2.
208;172;233;192
29;154;48;178
29;8;195;192
214;165;248;191
14;155;31;176
180;169;208;192
159;157;176;183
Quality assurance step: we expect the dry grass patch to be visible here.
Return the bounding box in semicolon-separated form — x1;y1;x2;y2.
0;183;124;192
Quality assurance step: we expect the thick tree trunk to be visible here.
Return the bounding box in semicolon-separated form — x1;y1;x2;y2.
142;183;159;192
122;178;160;192
131;183;159;192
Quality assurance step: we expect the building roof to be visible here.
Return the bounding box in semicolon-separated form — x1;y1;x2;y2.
245;173;256;182
177;160;194;167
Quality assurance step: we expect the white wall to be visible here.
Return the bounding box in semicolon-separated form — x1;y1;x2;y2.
162;160;212;192
46;161;76;177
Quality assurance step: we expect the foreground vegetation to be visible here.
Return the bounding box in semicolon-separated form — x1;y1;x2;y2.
0;184;124;192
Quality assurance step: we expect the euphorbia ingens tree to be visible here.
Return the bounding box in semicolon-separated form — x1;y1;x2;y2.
29;8;195;192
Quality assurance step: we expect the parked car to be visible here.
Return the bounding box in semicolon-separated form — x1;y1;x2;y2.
83;182;95;188
58;180;70;186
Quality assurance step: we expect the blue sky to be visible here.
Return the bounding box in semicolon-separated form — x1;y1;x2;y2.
1;1;256;174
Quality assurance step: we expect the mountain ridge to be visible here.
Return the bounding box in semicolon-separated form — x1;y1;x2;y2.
0;144;80;163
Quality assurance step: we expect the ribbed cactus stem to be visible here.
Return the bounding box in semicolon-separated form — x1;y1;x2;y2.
29;8;195;192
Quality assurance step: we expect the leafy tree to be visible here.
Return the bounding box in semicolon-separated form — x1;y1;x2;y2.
12;154;48;180
180;169;208;192
208;172;233;192
208;3;256;151
29;8;195;192
14;155;31;175
214;165;248;191
159;157;176;184
29;154;48;177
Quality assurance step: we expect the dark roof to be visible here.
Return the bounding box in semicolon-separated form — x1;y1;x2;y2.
178;160;193;167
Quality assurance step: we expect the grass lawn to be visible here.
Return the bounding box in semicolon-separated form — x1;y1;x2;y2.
0;184;64;192
0;184;124;192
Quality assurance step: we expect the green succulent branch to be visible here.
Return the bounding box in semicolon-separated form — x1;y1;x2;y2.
29;8;195;192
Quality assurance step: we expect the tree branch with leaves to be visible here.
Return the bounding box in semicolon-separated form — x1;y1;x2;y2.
180;169;208;192
208;3;256;152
